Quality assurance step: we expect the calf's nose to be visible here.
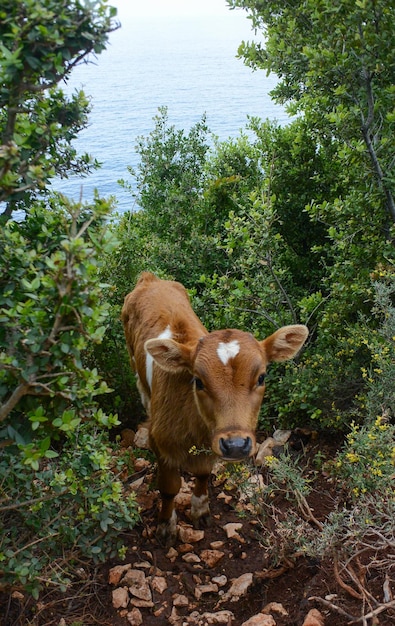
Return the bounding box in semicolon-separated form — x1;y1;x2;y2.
219;436;252;460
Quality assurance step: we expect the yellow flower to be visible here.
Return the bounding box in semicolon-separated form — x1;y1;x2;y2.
346;452;359;463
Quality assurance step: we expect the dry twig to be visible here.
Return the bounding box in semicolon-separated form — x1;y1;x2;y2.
333;558;363;600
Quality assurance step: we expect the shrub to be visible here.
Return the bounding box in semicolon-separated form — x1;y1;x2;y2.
331;417;395;499
0;196;115;437
0;197;140;596
0;422;139;598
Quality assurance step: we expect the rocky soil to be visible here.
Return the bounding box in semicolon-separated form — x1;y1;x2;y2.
1;427;394;625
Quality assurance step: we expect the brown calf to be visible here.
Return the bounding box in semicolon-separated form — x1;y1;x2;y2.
122;272;308;546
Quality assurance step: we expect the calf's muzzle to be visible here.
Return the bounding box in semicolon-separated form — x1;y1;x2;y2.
219;435;253;460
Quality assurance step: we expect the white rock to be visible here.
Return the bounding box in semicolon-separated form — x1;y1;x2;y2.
188;611;235;624
129;579;152;602
212;575;227;587
150;575;168;594
108;563;132;585
121;569;146;586
255;438;276;464
11;591;25;601
142;550;153;560
178;525;205;543
181;552;201;563
133;560;151;569
112;587;129;609
217;491;233;504
194;582;219;600
166;546;178;561
273;429;292;444
174;477;192;507
168;606;183;626
134;457;151;472
129;598;154;608
128;475;145;489
302;609;325;626
153;606;166;618
223;522;243;539
222;573;254;602
200;549;225;568
133;426;150;449
126;607;143;625
239;474;265;501
262;602;288;616
241;615;276;626
179;542;194;553
173;593;189;607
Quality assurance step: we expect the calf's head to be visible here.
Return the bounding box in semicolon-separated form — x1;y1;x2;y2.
145;324;308;462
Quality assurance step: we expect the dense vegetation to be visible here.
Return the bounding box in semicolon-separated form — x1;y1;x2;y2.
0;0;139;598
0;0;394;610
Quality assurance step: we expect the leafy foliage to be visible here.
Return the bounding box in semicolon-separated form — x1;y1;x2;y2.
0;197;116;439
0;199;141;597
119;106;213;285
0;0;140;602
228;0;395;222
0;424;139;598
0;0;118;217
332;417;395;499
111;108;393;429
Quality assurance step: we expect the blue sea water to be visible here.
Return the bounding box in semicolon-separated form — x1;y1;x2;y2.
53;12;287;213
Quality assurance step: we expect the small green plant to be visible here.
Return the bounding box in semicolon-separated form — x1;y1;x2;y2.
263;452;323;531
215;460;255;492
330;416;395;499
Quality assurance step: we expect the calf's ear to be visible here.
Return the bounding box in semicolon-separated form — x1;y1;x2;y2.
145;338;193;373
262;324;308;362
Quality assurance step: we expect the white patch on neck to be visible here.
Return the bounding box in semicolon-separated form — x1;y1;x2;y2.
146;325;172;389
217;340;240;366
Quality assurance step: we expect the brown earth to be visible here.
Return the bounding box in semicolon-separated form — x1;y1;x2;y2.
1;431;394;626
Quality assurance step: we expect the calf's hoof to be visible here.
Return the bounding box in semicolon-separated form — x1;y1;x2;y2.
191;493;211;529
156;510;177;548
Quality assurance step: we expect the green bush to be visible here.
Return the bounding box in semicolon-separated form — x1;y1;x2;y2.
0;196;114;436
0;0;118;217
0;198;140;596
0;422;139;598
331;417;395;499
107;104;395;433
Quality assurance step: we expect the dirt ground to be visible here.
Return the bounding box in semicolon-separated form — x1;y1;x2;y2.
1;430;394;626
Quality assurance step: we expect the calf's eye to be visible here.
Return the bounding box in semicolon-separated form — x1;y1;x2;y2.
193;377;204;391
257;373;266;387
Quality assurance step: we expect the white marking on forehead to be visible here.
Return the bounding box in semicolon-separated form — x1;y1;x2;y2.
217;340;240;366
146;325;172;389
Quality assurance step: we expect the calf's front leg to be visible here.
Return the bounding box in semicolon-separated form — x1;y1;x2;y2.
156;460;181;547
191;473;211;529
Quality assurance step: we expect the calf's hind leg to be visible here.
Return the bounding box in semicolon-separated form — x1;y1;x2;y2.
155;460;181;547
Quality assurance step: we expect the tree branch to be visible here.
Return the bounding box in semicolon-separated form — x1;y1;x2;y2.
265;253;298;323
360;68;395;223
0;383;29;422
